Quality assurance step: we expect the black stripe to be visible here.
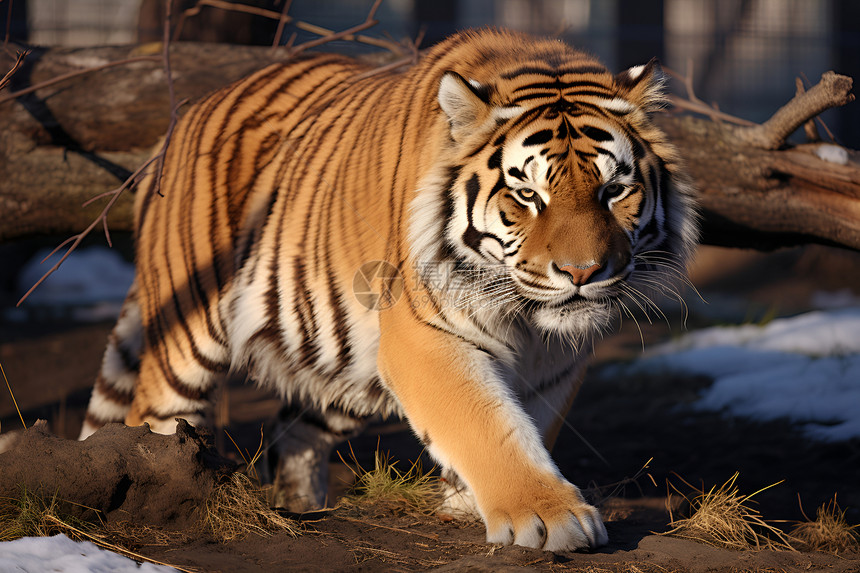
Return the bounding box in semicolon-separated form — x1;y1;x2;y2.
561;64;609;75
111;331;141;371
176;197;227;347
507;167;526;181
581;126;613;142
161;196;227;375
500;64;608;80
513;92;560;103
487;173;507;202
487;148;502;170
462;173;485;252
292;256;321;368
595;147;618;163
522;129;554;147
209;62;303;161
639;168;662;239
236;190;277;270
513;80;609;93
94;372;134;405
501;65;556;79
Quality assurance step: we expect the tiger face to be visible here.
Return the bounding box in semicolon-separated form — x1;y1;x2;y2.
415;60;696;337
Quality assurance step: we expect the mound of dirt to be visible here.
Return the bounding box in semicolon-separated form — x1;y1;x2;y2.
0;420;234;529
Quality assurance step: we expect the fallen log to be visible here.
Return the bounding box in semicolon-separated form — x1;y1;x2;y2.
0;43;857;251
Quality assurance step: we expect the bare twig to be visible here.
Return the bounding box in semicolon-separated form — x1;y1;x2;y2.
734;71;855;150
0;49;28;92
353;55;414;79
15;156;156;306
174;0;403;55
336;515;440;541
291;0;384;55
3;0;13;47
353;25;426;80
664;62;756;126
666;94;757;126
271;0;293;51
152;0;183;199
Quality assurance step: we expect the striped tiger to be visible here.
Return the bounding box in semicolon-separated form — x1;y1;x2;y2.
80;28;697;551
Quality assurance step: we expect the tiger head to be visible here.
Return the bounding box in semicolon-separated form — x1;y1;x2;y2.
410;46;697;339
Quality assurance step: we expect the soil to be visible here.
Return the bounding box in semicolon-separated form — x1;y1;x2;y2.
1;244;859;572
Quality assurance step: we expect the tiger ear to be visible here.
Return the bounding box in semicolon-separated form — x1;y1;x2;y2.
615;58;666;114
438;71;493;141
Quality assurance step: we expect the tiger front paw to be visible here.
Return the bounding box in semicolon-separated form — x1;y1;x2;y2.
482;479;608;552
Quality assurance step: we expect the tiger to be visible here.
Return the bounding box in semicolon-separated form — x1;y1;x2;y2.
79;28;697;551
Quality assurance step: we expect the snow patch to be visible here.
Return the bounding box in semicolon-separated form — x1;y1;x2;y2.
14;246;134;322
606;308;860;441
0;534;177;572
814;143;848;165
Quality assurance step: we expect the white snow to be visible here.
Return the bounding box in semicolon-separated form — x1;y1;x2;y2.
0;534;177;572
814;143;849;165
606;308;860;442
12;246;135;322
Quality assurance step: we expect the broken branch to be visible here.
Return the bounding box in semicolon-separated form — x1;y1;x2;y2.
732;72;855;150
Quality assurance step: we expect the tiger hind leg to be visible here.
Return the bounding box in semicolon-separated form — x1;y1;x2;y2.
123;345;224;435
79;282;142;440
264;403;367;512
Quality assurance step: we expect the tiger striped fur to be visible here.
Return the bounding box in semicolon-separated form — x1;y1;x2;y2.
80;29;697;551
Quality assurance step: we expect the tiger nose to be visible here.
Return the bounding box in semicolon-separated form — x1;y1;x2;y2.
558;262;603;286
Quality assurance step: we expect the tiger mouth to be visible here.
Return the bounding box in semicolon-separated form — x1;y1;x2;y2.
547;292;592;308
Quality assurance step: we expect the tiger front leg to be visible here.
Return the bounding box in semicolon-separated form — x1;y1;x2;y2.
378;306;607;552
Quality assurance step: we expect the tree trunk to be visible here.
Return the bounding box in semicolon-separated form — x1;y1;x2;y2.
0;43;857;250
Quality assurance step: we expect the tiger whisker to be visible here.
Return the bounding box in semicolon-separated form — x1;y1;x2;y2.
617;284;656;326
622;282;670;326
630;272;693;325
614;297;645;351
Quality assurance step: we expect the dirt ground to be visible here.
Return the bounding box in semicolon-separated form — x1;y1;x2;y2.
1;244;859;571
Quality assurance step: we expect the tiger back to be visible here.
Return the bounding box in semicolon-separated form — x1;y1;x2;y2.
81;29;697;552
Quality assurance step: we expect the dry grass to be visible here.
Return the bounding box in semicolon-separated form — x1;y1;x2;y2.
203;472;299;542
589;457;659;507
663;472;795;551
0;488;90;542
202;425;299;542
790;496;859;553
339;446;442;515
572;564;683;573
0;360;26;431
0;488;193;571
